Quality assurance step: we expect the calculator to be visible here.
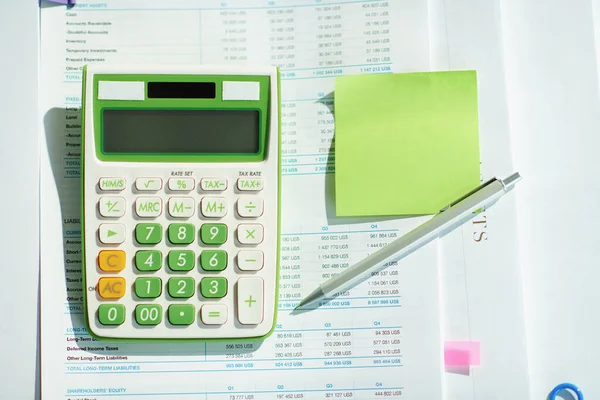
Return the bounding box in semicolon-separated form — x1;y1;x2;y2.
81;65;280;341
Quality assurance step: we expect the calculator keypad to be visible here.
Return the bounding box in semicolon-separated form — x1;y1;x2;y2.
92;175;269;335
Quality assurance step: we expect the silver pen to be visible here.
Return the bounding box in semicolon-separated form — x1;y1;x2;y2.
295;172;522;310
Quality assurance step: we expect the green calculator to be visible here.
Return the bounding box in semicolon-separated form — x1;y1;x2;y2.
81;65;280;341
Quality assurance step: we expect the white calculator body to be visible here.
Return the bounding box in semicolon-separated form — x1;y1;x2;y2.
81;65;280;341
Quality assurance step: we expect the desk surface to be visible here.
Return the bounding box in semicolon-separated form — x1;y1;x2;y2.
3;0;600;398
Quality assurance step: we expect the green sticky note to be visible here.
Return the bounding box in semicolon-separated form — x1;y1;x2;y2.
334;71;481;216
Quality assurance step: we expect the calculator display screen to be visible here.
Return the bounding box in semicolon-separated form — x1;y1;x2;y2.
102;109;260;154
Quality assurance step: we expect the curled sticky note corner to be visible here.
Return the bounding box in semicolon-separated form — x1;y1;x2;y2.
444;341;480;366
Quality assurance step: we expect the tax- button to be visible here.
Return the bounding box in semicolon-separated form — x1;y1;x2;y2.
98;277;126;299
236;277;264;325
237;178;263;191
136;197;162;217
99;177;126;191
200;178;227;191
237;224;264;245
98;196;125;218
98;250;126;272
98;223;126;244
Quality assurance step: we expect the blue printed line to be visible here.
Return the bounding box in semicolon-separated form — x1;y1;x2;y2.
282;153;332;157
281;229;398;235
281;99;333;103
279;305;400;311
64;386;404;397
66;355;402;365
73;0;386;12
281;162;334;167
65;363;402;375
285;62;391;72
279;296;400;301
281;172;334;176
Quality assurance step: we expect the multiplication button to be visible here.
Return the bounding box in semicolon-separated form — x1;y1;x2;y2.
98;196;125;218
237;224;264;245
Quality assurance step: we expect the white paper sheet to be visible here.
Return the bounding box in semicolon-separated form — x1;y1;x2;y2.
40;1;444;398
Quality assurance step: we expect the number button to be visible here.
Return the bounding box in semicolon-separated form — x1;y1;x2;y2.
98;196;126;218
168;223;195;244
98;304;125;325
134;277;162;299
200;250;227;271
200;277;228;298
98;223;126;244
135;197;162;218
168;250;195;271
200;304;228;325
135;304;162;325
237;178;263;191
135;177;162;191
135;223;163;245
236;277;264;325
135;250;162;271
99;177;125;191
168;177;194;192
200;224;227;245
168;304;195;325
201;197;227;218
168;197;195;218
98;250;126;272
237;224;264;245
97;277;126;299
200;178;227;191
237;250;264;271
237;197;263;218
168;277;195;298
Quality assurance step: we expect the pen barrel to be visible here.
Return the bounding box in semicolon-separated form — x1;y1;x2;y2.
320;180;510;298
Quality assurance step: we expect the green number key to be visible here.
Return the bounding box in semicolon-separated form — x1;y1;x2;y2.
135;250;162;271
135;304;162;325
200;223;227;245
135;223;163;245
200;277;228;298
200;250;227;271
168;223;195;244
168;277;195;298
168;250;195;271
134;277;162;298
98;304;125;326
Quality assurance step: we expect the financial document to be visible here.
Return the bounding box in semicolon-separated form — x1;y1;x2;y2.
39;1;444;398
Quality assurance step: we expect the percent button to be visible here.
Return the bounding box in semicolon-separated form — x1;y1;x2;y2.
168;177;195;192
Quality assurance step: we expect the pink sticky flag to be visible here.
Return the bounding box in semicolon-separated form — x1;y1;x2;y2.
444;341;481;366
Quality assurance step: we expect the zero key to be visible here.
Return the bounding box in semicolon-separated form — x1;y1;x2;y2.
236;277;264;325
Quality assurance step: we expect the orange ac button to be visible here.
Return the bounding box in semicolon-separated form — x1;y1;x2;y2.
98;277;126;299
98;250;126;272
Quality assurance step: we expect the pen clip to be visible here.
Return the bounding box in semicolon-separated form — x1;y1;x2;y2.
439;177;499;213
